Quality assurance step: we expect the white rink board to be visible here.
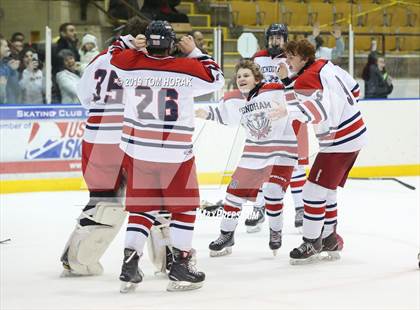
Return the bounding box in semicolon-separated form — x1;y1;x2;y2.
1;177;419;310
193;99;420;173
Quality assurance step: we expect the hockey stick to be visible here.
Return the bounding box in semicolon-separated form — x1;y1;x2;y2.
0;238;11;244
349;177;416;190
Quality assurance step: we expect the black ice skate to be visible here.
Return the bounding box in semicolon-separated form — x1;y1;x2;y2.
269;229;282;256
245;206;265;233
321;232;344;261
294;207;304;229
209;230;235;257
167;248;205;292
119;248;144;293
289;236;322;265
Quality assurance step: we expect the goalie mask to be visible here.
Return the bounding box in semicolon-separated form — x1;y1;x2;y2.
145;20;176;51
265;23;288;57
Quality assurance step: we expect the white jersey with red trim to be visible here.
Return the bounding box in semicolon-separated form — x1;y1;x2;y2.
253;49;308;163
285;59;367;153
252;49;291;83
110;48;224;163
77;35;138;144
205;84;298;169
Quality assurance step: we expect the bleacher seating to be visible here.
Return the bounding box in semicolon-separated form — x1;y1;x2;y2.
308;2;334;26
229;1;258;25
209;0;419;53
257;1;280;26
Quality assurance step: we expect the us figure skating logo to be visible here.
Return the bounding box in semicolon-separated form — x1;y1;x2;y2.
246;111;272;139
24;121;84;160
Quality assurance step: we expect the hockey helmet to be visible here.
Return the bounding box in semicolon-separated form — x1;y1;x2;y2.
265;23;288;56
145;20;176;50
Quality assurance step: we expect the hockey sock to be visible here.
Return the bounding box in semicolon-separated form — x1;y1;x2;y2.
323;190;338;238
302;181;328;239
290;166;306;211
254;187;265;209
125;212;156;255
265;203;284;232
264;183;285;231
220;193;244;232
170;210;196;252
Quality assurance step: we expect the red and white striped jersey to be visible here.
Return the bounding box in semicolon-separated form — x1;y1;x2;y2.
253;49;308;164
285;59;367;153
206;84;298;169
110;48;224;163
252;49;291;83
77;35;138;144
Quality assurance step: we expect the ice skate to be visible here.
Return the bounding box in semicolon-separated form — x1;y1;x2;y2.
289;237;322;265
167;248;205;292
294;207;304;229
245;206;265;233
209;230;235;257
269;229;282;256
119;248;144;293
320;232;344;261
200;199;223;216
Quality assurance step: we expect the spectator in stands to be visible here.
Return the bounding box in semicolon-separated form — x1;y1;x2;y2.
79;34;100;74
18;48;35;74
0;36;21;104
108;0;142;20
0;36;10;104
18;48;44;104
10;32;26;57
190;30;208;54
53;23;80;74
11;32;25;43
141;0;189;23
362;52;393;99
308;23;344;61
56;49;80;104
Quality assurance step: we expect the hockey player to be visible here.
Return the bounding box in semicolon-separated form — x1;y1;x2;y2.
271;39;366;264
247;23;308;232
60;17;150;277
110;20;224;292
196;59;298;256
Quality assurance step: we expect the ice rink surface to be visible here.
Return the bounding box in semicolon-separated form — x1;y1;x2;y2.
1;177;419;310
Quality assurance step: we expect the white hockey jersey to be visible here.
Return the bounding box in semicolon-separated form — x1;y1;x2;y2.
253;49;308;164
76;36;138;144
110;48;224;163
285;59;367;153
252;49;291;83
206;84;298;169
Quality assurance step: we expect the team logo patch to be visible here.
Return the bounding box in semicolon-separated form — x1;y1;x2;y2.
228;179;239;189
246;112;272;139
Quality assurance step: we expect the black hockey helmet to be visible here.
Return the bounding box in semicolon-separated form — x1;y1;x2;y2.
265;23;288;48
145;20;176;50
265;23;288;57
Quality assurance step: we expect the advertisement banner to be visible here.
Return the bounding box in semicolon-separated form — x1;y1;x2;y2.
0;105;87;174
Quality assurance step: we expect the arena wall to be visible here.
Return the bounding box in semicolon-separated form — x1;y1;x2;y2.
0;99;419;193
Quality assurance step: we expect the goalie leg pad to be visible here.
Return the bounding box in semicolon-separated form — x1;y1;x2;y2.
61;201;127;275
147;215;171;274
